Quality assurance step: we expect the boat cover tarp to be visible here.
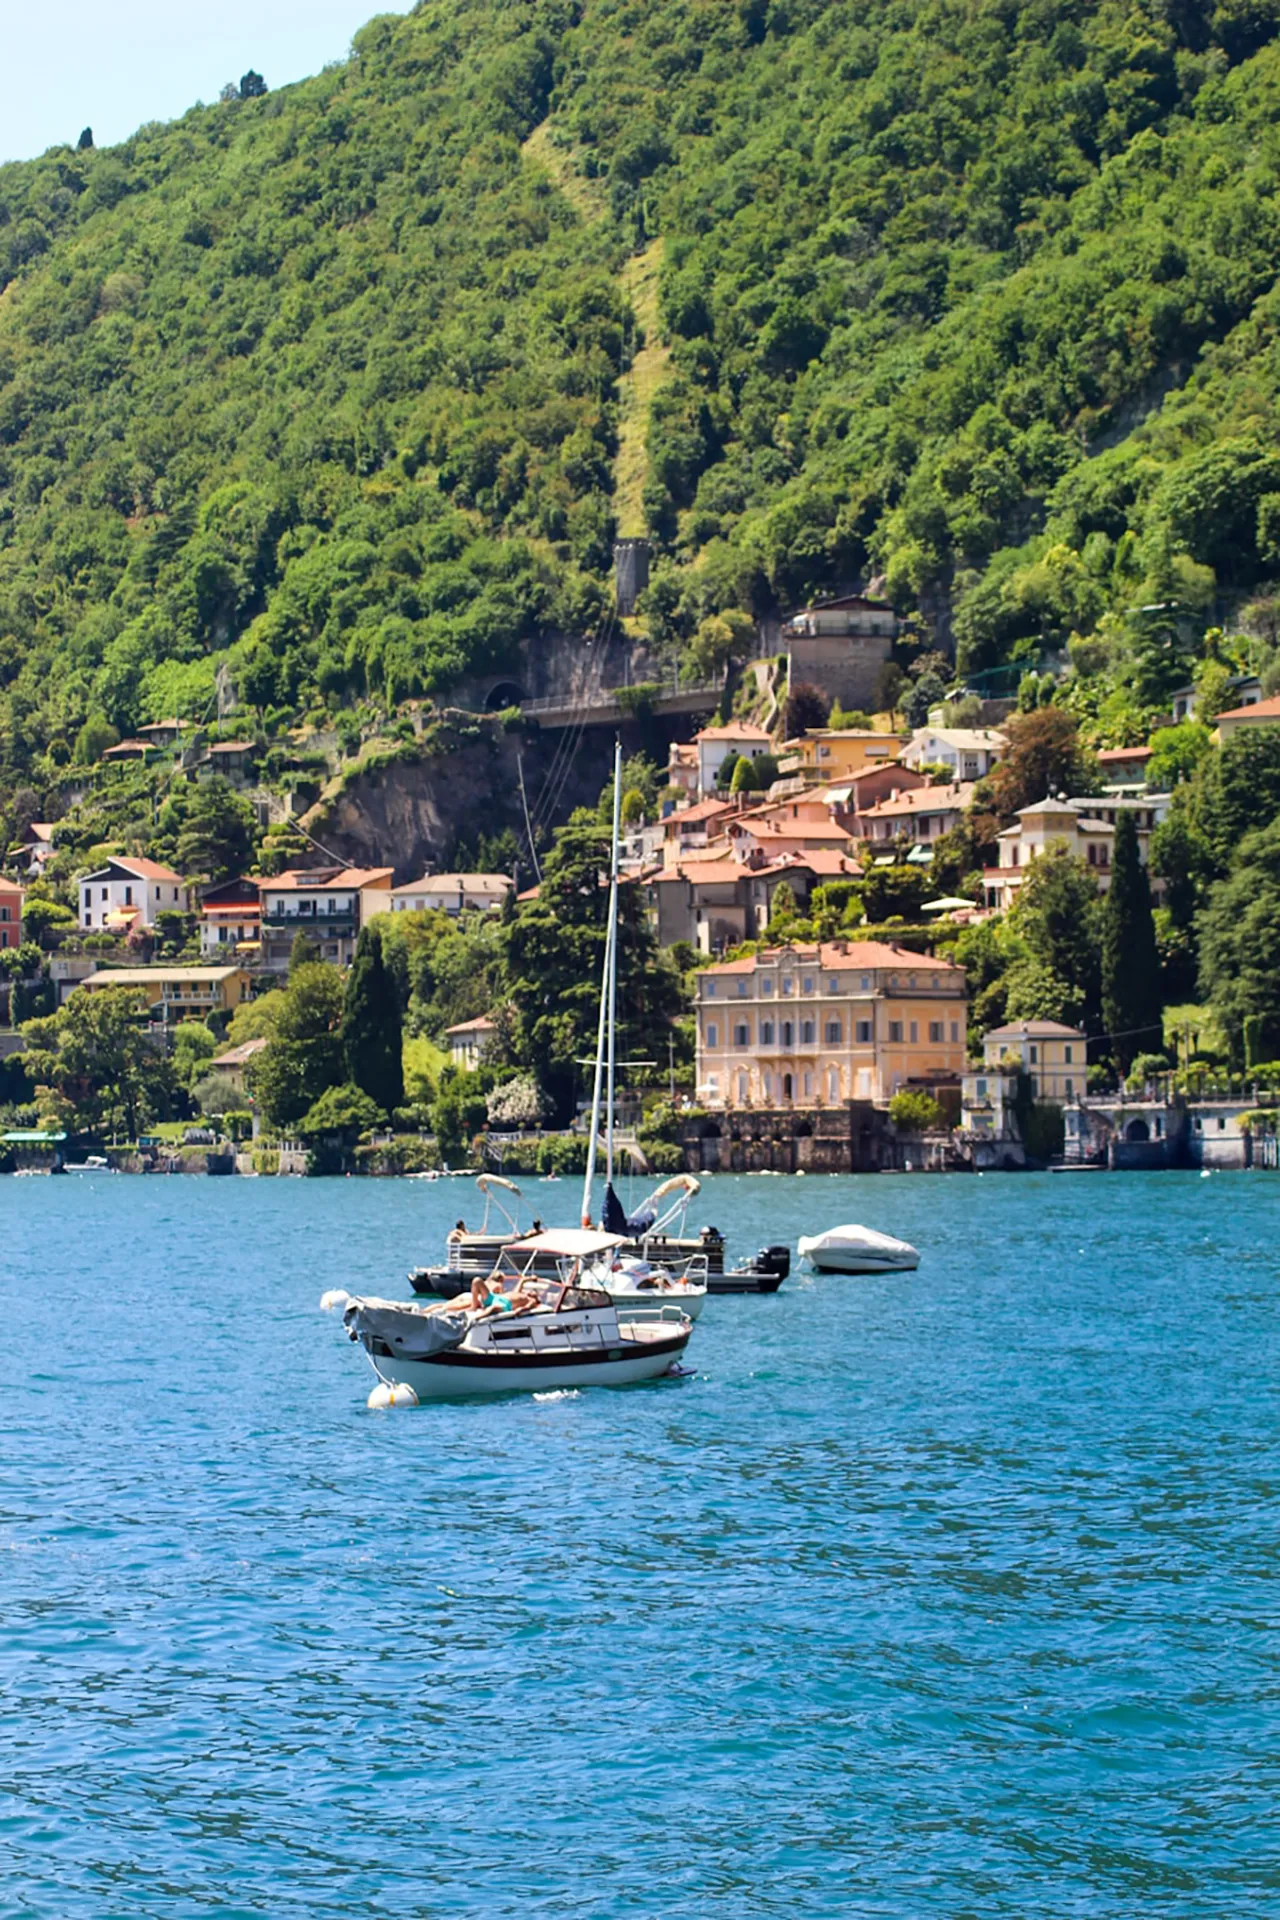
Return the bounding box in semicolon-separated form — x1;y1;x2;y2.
344;1300;469;1357
602;1181;656;1238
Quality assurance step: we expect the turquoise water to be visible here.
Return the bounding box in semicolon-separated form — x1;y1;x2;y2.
1;1170;1276;1917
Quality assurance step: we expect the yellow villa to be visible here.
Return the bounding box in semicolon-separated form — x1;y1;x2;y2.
778;729;902;784
695;940;967;1109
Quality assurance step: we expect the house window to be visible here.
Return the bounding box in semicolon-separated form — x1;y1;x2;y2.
782;978;793;996
803;1071;813;1098
734;1024;750;1048
888;1021;903;1043
909;1021;918;1043
801;1019;815;1044
705;982;716;997
950;1022;959;1043
0;908;7;922
1029;1044;1038;1063
827;1068;839;1101
802;976;813;994
1064;1045;1073;1064
760;1021;774;1044
737;1071;748;1103
826;977;839;993
824;1019;842;1044
929;1021;943;1043
975;1078;987;1096
856;1020;872;1044
124;886;133;906
737;981;748;997
782;1021;794;1047
101;888;108;901
173;888;179;901
761;978;774;996
763;1071;773;1101
705;1023;718;1048
860;975;870;990
1064;1079;1074;1097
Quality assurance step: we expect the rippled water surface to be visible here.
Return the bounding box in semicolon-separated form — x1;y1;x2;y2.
1;1169;1277;1917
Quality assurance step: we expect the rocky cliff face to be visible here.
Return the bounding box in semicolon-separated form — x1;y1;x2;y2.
301;719;654;879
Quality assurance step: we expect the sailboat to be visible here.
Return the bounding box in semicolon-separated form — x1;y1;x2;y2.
575;741;709;1321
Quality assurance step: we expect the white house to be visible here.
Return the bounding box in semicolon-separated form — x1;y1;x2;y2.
390;873;514;916
78;856;190;933
901;727;1006;780
258;866;394;972
694;722;773;797
444;1015;496;1069
983;795;1170;911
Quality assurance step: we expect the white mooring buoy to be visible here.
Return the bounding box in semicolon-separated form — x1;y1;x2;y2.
367;1380;419;1410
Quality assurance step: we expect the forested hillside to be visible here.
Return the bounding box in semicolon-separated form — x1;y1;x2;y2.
4;0;1280;778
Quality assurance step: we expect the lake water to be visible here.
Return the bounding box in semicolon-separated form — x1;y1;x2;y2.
1;1169;1276;1918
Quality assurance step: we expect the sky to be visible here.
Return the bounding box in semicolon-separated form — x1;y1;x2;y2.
0;1;410;165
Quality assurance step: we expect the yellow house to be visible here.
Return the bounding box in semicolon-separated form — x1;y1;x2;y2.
695;939;967;1108
778;729;903;783
982;1019;1087;1102
78;965;251;1026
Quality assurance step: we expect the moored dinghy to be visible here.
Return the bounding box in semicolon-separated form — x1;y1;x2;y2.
798;1224;920;1273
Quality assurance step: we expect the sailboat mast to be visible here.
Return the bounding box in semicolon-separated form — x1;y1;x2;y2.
581;737;623;1228
605;737;623;1186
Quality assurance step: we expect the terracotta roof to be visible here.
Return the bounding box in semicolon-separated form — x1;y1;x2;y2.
731;819;853;843
80;855;186;883
695;722;773;742
859;782;974;819
262;867;394;891
1097;745;1153;762
81;966;246;987
391;873;512;897
984;1019;1085;1038
26;823;56;840
207;739;256;753
701;941;962;977
445;1016;496;1035
1216;693;1280;722
773;849;862;876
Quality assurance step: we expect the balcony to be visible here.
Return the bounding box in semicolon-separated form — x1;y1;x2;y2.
261;908;357;934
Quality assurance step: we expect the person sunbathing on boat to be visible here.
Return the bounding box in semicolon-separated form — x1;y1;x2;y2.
469;1275;540;1319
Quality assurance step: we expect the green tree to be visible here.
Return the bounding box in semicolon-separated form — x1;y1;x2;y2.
18;896;77;950
990;708;1094;820
889;1089;945;1132
172;1021;218;1091
1199;818;1280;1063
20;986;172;1138
1008;846;1102;1034
152;776;260;884
73;717;119;764
861;865;927;922
784;683;831;737
248;963;344;1130
298;1082;384;1137
730;755;759;794
341;924;404;1115
289;930;321;973
1146;721;1212;789
1100;811;1162;1072
1194;730;1280;875
502;814;684;1122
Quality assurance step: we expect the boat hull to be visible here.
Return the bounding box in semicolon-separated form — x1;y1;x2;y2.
366;1331;691;1400
803;1251;918;1273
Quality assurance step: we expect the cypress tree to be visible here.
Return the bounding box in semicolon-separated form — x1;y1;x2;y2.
341;924;404;1117
1101;810;1162;1073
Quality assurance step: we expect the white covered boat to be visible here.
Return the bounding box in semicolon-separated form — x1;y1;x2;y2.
797;1224;920;1274
338;1229;694;1401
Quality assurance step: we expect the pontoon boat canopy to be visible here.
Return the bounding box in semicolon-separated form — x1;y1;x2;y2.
516;1229;627;1257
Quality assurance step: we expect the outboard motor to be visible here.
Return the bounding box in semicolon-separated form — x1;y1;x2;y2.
754;1244;791;1280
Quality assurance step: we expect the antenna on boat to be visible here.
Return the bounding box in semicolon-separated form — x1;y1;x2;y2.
581;736;623;1228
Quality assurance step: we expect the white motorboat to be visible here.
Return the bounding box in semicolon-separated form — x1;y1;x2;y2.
336;1229;693;1401
797;1224;920;1274
583;1249;708;1320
